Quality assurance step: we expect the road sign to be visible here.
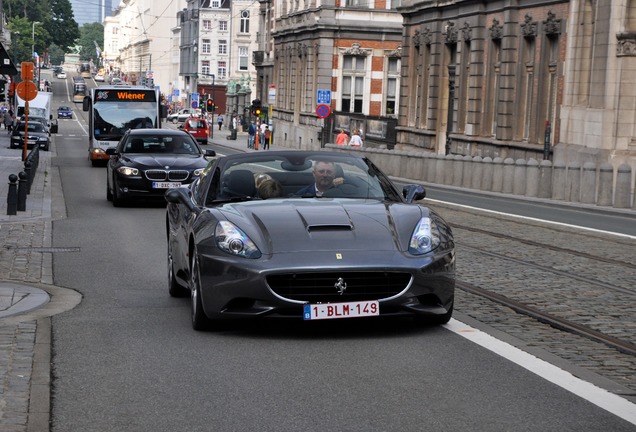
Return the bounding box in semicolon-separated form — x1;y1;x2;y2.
21;62;34;80
317;89;331;105
316;103;330;119
268;85;276;104
191;101;198;108
16;81;38;101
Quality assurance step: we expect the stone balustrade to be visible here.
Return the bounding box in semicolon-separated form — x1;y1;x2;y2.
327;145;635;209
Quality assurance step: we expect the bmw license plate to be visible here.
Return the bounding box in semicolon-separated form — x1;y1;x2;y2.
152;182;182;189
303;301;379;320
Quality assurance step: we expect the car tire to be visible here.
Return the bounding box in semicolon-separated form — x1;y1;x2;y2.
172;118;178;124
112;178;125;207
190;248;212;331
168;240;188;297
106;180;113;201
416;302;454;326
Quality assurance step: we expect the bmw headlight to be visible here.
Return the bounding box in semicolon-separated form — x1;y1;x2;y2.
408;217;441;255
117;166;139;176
193;168;204;176
215;221;261;258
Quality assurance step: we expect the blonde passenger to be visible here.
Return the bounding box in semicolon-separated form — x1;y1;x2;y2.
258;179;284;198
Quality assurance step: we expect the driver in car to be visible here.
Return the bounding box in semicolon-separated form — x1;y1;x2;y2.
296;160;343;197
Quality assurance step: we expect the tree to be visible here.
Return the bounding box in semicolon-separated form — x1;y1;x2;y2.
47;0;81;53
77;23;104;62
5;0;79;64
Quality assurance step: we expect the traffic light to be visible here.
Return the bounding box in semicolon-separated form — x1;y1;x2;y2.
206;98;215;112
252;98;262;117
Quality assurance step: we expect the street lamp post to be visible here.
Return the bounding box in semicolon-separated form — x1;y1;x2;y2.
12;31;20;66
32;21;40;61
32;22;40;83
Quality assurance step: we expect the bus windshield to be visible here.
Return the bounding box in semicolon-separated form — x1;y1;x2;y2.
93;99;158;140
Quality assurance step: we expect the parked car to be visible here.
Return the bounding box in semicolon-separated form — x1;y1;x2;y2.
10;121;51;151
105;129;216;207
57;106;73;119
180;117;210;145
56;71;67;79
165;150;456;330
94;73;105;82
167;109;199;124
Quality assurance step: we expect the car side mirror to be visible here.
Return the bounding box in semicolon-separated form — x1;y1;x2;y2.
105;148;118;156
402;184;426;203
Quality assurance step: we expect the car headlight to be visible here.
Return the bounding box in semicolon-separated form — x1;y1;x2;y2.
117;166;139;176
193;168;204;176
408;217;441;255
215;221;261;258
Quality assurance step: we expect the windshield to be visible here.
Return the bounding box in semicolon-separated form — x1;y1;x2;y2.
207;154;402;202
93;101;158;140
16;123;46;133
121;135;200;155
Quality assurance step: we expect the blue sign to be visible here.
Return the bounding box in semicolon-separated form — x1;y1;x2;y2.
192;101;198;108
191;93;199;101
317;89;331;105
173;89;180;96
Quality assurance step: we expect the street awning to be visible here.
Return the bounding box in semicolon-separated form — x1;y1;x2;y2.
0;42;19;76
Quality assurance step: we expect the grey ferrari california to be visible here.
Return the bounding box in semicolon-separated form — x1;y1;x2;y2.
165;150;455;330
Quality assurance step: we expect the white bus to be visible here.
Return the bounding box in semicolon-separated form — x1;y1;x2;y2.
82;85;167;166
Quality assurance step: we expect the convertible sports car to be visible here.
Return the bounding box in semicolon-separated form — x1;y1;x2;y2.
165;151;455;330
106;129;216;206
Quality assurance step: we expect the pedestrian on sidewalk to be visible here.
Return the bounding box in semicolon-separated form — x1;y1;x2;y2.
335;129;349;145
4;110;12;132
263;126;271;150
247;120;256;149
217;114;223;131
349;129;363;147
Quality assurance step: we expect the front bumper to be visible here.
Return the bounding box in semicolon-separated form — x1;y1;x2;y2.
195;248;455;321
89;148;111;161
114;175;196;200
10;137;49;149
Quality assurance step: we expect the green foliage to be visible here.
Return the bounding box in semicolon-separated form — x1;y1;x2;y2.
78;23;104;62
5;0;80;64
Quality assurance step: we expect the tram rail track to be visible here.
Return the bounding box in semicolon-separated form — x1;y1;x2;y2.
452;223;635;269
455;280;636;357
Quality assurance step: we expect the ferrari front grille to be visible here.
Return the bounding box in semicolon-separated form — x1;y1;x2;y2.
267;271;411;303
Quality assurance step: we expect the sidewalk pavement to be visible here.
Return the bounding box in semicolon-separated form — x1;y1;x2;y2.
0;125;61;432
0;125;259;431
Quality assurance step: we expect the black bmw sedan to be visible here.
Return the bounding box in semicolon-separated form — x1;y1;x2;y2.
106;129;215;206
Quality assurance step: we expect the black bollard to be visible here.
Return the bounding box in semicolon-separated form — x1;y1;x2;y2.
24;160;33;194
17;171;27;211
7;174;18;215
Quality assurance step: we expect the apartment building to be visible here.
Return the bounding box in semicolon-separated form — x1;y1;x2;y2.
253;0;403;149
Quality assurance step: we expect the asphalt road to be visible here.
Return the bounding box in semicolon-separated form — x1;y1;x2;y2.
44;84;635;430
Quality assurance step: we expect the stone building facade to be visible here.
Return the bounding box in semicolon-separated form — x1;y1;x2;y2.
253;0;403;149
398;1;569;162
255;0;635;187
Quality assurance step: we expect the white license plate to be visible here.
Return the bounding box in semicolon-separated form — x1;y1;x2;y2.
303;300;379;320
153;182;182;189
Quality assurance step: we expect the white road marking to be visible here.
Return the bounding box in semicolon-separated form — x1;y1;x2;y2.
426;198;636;240
446;319;636;425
